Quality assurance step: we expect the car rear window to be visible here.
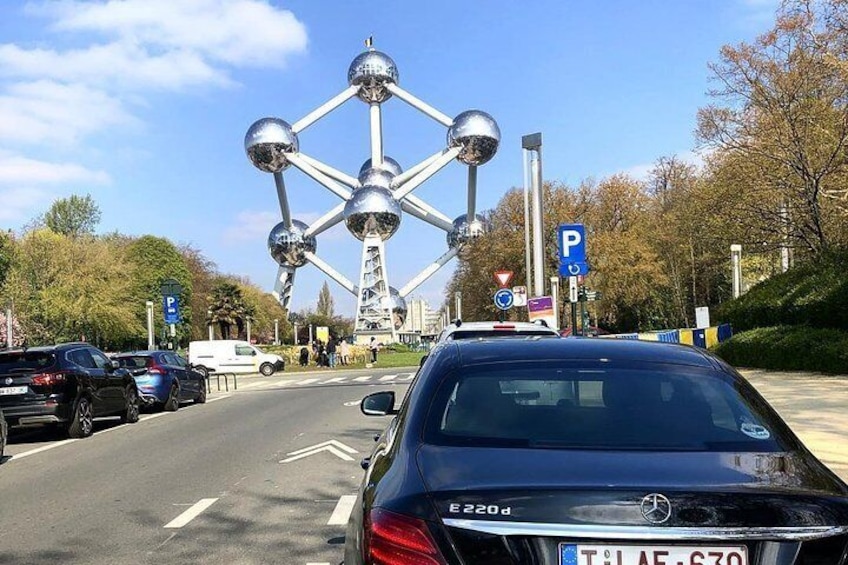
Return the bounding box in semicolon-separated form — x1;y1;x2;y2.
0;351;56;373
424;366;791;452
114;356;151;369
448;330;556;340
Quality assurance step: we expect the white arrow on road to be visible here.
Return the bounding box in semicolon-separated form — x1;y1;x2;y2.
279;440;359;463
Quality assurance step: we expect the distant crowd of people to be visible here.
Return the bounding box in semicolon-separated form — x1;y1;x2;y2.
297;336;380;367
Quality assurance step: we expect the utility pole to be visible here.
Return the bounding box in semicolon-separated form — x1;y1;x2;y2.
207;309;214;340
522;133;545;297
146;301;155;350
731;244;743;299
454;292;462;322
274;319;280;345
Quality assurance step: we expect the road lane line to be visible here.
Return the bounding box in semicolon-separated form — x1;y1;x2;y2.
306;562;330;565
164;498;219;529
353;376;372;382
379;375;397;381
10;439;79;461
327;495;357;525
296;378;321;386
140;412;170;421
206;394;232;403
320;377;347;384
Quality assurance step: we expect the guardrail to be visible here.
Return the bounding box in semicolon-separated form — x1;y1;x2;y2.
206;372;238;392
601;323;733;348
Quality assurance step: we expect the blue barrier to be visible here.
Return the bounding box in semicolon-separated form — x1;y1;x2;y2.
602;324;733;349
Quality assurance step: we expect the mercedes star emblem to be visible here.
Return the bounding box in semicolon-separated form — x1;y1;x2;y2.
4;377;11;385
640;493;672;524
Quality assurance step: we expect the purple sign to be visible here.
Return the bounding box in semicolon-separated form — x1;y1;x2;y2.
528;296;553;313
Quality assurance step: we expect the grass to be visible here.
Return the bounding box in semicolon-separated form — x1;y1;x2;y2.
273;349;426;373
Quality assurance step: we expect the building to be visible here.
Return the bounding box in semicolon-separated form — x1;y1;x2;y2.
398;298;444;345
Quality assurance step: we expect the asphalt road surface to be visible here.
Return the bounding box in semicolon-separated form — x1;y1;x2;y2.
0;365;845;565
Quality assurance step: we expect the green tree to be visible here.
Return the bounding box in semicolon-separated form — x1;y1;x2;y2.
179;244;218;341
42;194;102;237
208;280;250;340
125;236;193;346
316;281;335;318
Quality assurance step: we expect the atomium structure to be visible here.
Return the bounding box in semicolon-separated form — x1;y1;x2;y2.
244;46;498;343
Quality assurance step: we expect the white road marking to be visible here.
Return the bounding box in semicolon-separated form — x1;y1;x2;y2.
327;495;357;525
280;440;358;463
397;372;415;381
306;563;330;565
343;400;361;406
320;377;347;384
379;374;397;381
239;381;265;389
296;378;320;386
164;498;219;529
9;439;79;461
353;376;372;382
274;380;294;388
140;412;170;421
206;394;232;403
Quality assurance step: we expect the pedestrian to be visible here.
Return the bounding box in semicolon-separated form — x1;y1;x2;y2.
369;337;378;364
339;338;350;365
327;336;337;368
317;340;326;367
299;346;309;367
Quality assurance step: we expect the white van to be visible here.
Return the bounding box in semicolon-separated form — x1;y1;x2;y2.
188;340;285;377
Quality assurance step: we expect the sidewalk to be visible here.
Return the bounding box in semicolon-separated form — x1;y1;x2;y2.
741;368;848;481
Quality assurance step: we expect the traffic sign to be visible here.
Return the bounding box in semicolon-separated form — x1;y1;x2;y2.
494;270;514;288
558;224;586;262
512;286;527;307
160;278;183;297
569;277;579;303
559;261;590;277
163;295;181;324
493;288;514;310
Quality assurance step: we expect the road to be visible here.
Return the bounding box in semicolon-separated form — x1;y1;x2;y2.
0;366;845;565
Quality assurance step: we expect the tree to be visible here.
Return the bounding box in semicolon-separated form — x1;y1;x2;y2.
316;281;335;318
697;3;848;254
42;194;102;237
125;236;193;345
179;244;218;341
208;281;250;340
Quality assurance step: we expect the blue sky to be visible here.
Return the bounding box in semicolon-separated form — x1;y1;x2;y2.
0;0;778;315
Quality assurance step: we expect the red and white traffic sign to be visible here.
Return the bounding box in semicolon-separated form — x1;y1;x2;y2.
494;270;514;288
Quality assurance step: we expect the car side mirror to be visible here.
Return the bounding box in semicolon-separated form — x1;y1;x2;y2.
361;391;397;416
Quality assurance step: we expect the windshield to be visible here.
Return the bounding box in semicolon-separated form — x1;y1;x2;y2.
0;351;56;373
424;366;791;452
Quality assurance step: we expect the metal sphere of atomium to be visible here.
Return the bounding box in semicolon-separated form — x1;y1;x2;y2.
359;156;403;178
447;110;501;166
447;213;490;249
388;287;407;330
343;185;402;241
348;50;399;103
267;219;316;268
245;117;299;173
357;167;395;190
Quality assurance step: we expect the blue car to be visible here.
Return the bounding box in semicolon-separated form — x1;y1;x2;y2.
112;351;206;411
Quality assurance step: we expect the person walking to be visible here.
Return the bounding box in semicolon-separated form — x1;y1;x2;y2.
339;338;350;365
327;336;337;368
369;337;378;364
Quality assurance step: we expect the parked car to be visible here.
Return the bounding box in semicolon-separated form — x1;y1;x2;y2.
112;351;206;411
0;343;140;438
188;340;285;377
0;407;6;461
346;337;848;564
436;319;560;342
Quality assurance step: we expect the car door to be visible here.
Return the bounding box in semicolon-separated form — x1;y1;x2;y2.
173;353;200;397
67;348;108;416
164;353;192;399
88;348;124;415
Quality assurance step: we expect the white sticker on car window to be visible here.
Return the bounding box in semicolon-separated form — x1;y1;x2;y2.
740;422;771;439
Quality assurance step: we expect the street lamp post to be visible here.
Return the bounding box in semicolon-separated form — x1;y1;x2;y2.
274;319;280;345
207;309;214;341
454;292;462;322
146;301;155;350
522;133;545;298
731;244;743;299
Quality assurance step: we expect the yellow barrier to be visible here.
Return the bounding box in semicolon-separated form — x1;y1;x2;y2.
705;326;719;348
637;332;660;341
679;329;694;345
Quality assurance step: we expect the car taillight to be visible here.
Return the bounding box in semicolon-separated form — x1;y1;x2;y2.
147;368;165;375
31;372;68;386
493;324;515;330
366;508;447;565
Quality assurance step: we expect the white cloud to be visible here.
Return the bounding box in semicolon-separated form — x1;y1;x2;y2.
615;150;705;181
0;186;52;222
0;153;110;185
222;209;348;245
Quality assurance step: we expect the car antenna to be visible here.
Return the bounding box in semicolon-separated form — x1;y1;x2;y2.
454;319;462;327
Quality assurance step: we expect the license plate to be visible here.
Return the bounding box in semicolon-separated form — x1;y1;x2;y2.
0;386;28;396
560;544;748;565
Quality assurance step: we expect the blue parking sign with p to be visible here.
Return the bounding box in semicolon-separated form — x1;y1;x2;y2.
163;295;180;324
558;223;590;276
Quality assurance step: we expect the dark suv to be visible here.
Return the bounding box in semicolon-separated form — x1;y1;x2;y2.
0;343;140;438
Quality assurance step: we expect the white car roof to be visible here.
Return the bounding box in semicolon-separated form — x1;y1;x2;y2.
437;320;559;342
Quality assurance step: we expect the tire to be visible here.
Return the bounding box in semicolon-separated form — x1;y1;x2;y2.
195;380;207;404
259;362;275;376
67;395;94;439
194;365;209;378
121;386;140;424
0;409;7;461
164;384;180;412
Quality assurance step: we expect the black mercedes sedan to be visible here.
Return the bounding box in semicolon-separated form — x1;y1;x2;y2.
345;338;848;565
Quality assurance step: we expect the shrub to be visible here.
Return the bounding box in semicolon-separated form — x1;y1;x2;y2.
716;252;848;332
712;325;848;374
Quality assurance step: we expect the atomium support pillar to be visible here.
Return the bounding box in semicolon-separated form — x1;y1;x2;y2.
354;235;395;344
272;266;296;312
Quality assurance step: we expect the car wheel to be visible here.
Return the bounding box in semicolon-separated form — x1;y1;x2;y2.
195;380;207;404
259;362;275;376
0;409;6;461
67;396;94;438
164;384;180;412
194;365;209;378
121;387;140;424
